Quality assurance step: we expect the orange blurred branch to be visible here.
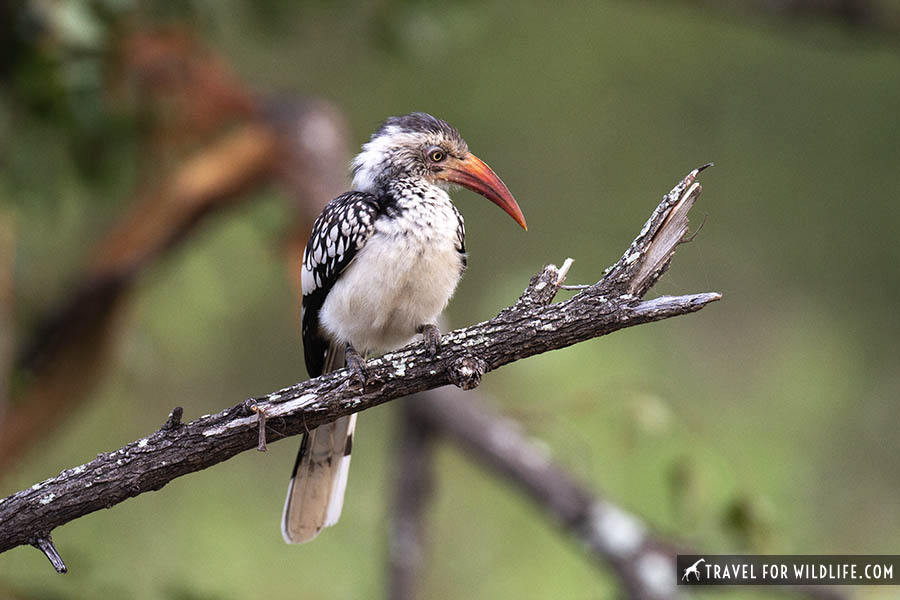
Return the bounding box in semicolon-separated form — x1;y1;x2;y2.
0;215;15;421
1;28;352;477
3;124;279;476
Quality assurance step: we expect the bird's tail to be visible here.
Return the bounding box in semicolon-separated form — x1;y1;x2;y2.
281;343;357;543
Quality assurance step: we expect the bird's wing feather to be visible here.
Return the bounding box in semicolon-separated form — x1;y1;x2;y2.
301;191;379;378
284;192;378;544
453;203;467;270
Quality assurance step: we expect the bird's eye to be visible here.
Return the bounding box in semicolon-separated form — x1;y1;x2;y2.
428;148;446;163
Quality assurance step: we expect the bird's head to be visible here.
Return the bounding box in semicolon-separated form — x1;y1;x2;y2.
352;112;527;230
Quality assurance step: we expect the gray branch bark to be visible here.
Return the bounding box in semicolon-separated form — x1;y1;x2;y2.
0;167;720;567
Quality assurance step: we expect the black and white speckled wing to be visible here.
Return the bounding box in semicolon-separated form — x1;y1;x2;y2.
301;191;379;377
452;204;467;270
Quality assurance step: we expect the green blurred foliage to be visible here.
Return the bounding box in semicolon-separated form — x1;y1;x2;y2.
2;0;900;599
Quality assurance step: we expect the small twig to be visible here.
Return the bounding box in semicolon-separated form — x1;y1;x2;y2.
29;535;66;574
681;212;708;244
555;257;574;286
250;404;268;452
161;406;184;431
515;263;567;307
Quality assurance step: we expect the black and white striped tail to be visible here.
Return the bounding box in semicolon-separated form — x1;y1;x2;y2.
281;344;356;543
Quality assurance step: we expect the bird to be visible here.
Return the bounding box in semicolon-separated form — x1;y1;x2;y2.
282;112;527;543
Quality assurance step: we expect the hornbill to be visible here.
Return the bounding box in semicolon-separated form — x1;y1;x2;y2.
283;113;527;543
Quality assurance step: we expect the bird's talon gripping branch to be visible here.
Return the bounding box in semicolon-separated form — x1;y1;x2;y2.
344;344;369;390
417;324;442;358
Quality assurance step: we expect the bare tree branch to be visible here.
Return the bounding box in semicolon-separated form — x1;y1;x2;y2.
0;167;720;566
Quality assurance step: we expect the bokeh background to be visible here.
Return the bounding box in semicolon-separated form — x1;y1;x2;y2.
1;1;899;598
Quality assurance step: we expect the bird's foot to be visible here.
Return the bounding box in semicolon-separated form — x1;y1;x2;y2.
345;343;369;391
417;324;442;358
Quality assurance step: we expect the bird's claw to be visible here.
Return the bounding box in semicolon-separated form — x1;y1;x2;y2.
345;344;369;391
417;324;442;358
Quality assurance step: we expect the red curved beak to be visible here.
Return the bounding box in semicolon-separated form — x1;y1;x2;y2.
438;153;527;231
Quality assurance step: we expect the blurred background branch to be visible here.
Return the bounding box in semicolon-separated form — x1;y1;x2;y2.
1;27;351;477
0;216;15;423
686;0;900;36
405;387;852;600
387;400;435;600
2;121;279;475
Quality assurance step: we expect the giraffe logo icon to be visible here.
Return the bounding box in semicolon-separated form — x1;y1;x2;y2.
682;558;705;581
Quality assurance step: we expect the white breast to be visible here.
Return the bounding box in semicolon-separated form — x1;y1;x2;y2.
319;187;464;354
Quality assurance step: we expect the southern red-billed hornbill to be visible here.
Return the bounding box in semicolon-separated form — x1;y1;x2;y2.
283;113;526;543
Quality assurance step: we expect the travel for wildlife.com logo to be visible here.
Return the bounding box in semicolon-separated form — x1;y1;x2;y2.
677;555;900;586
